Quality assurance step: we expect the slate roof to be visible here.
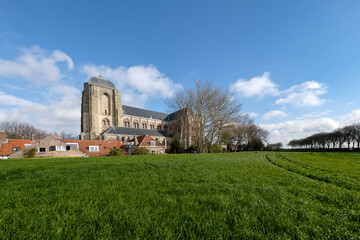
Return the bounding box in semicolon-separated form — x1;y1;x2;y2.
88;76;116;89
103;126;170;137
122;105;170;120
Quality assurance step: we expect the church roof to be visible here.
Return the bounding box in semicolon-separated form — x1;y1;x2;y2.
122;105;170;120
88;76;116;89
102;126;171;137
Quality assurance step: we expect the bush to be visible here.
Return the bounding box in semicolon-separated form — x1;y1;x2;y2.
170;138;184;154
25;148;37;158
211;143;222;153
109;148;124;156
133;148;149;155
185;145;197;153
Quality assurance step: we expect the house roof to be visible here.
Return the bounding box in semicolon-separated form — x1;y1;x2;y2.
62;139;124;156
129;134;164;147
103;126;171;137
0;139;38;156
88;76;116;89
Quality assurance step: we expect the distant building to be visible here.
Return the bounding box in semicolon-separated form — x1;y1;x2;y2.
80;76;193;148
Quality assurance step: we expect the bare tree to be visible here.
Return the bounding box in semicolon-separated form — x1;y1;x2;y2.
167;79;242;152
0;121;48;139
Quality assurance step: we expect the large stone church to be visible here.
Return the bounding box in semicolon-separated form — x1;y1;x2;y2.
80;76;192;148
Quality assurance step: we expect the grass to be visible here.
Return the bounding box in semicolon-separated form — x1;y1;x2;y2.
0;152;359;239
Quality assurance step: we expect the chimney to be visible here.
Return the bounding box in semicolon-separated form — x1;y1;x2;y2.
134;133;138;145
0;132;6;143
54;132;58;138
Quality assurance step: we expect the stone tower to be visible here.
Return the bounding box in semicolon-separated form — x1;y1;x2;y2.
80;76;123;140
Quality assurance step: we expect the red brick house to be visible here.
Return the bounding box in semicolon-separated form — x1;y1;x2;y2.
126;134;166;155
0;132;124;159
62;139;124;157
0;138;39;159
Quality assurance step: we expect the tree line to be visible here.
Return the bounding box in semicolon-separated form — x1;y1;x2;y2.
0;121;78;140
288;124;360;150
166;80;268;153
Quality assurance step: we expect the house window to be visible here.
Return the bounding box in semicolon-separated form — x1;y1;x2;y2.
149;141;156;147
163;125;168;131
66;143;79;149
38;147;46;153
12;147;20;151
133;123;139;128
56;145;66;151
103;120;106;126
142;123;147;129
151;150;156;154
150;123;155;130
89;146;100;152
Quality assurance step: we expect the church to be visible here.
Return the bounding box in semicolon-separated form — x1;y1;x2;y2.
80;76;193;149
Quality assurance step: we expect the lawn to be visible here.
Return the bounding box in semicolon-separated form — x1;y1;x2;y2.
0;152;359;239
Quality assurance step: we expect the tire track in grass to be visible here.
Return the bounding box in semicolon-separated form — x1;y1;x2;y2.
277;152;360;183
262;153;358;191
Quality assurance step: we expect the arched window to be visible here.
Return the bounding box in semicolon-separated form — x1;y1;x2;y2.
102;93;110;115
150;122;155;130
163;124;168;131
103;118;110;127
142;122;147;129
123;118;130;127
157;124;162;131
133;120;139;128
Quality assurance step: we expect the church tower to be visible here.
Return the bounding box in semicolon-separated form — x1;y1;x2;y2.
80;76;123;140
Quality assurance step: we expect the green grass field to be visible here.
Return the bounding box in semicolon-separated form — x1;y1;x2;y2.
0;152;359;239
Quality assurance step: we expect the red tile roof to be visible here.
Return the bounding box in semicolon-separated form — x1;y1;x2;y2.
0;139;39;156
62;139;124;156
129;134;164;147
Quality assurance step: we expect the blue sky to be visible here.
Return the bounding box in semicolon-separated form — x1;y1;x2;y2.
1;0;360;145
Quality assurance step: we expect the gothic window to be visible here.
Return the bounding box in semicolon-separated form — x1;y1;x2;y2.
102;93;110;115
163;124;168;131
142;122;147;129
133;120;139;128
123;118;130;127
103;119;110;127
157;124;162;131
150;122;155;130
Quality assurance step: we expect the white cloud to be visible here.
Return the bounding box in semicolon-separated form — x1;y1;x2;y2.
0;46;73;84
82;64;182;106
262;117;340;146
0;91;42;107
262;110;287;120
0;86;81;134
275;81;327;107
247;112;259;118
231;72;279;97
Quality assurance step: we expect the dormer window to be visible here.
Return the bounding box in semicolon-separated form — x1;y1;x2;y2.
89;146;100;152
12;147;20;151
